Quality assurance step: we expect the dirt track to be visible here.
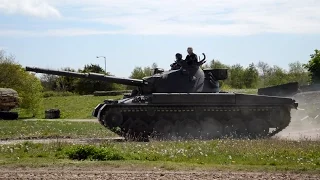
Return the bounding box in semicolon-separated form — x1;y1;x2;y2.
0;168;319;180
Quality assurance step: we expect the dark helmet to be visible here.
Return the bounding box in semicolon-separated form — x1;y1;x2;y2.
175;53;182;59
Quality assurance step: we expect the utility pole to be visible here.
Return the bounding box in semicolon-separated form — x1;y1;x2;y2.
96;56;106;73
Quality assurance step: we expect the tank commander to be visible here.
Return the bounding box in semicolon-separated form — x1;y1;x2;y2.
170;53;183;70
185;47;198;65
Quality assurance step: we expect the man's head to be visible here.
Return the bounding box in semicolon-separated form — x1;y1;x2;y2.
187;47;193;55
175;53;182;60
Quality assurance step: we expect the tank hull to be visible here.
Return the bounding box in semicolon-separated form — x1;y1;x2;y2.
93;93;297;141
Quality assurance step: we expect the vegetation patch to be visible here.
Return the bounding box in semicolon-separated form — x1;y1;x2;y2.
42;91;76;98
62;139;320;168
65;145;124;161
0;121;116;140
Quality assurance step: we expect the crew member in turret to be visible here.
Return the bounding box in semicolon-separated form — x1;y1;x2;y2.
170;53;183;70
185;47;198;66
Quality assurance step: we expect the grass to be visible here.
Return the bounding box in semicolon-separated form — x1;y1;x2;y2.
0;139;319;172
0;120;116;140
19;95;123;119
228;88;258;94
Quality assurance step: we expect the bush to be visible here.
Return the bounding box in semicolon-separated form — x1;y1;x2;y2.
65;145;125;161
43;91;76;98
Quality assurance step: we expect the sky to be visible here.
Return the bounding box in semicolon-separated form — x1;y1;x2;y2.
0;0;320;78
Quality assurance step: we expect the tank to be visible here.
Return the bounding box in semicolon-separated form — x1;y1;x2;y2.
0;88;19;120
258;82;320;124
25;54;298;141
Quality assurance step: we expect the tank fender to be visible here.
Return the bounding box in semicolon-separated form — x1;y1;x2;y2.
92;103;104;117
96;104;108;123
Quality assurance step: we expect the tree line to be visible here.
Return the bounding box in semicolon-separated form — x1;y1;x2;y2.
0;49;319;115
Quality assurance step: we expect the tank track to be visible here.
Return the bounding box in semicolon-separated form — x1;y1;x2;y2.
98;105;291;142
0;111;19;120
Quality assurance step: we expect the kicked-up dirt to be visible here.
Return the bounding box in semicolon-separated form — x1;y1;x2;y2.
0;167;319;180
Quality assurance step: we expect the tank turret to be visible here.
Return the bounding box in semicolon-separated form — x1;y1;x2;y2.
25;53;298;142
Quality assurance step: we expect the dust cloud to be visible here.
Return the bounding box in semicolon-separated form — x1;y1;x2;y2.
275;91;320;141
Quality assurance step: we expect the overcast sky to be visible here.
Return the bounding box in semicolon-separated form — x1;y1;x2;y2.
0;0;319;77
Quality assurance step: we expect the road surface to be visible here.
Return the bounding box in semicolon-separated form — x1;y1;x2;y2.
0;168;318;180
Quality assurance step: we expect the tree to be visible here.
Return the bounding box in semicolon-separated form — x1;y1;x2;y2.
265;65;289;86
229;64;245;89
0;50;43;116
55;67;77;92
256;61;271;87
40;74;58;91
243;63;259;88
287;61;309;85
208;59;229;69
129;63;158;79
304;49;320;83
129;67;146;79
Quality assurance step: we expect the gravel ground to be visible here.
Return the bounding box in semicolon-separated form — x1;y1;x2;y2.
0;168;319;180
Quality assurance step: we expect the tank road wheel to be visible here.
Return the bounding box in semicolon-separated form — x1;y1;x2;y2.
224;118;248;138
246;118;269;139
176;119;201;139
152;119;174;140
200;117;223;139
127;119;150;142
121;117;133;134
103;110;123;130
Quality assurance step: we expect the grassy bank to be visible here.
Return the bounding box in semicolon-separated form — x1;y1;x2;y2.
19;95;122;119
0;139;319;172
0;121;116;140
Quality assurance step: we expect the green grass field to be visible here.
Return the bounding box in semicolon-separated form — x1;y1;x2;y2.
0;120;116;140
0;139;319;172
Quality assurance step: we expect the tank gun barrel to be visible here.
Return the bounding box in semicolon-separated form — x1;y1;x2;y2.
25;66;145;87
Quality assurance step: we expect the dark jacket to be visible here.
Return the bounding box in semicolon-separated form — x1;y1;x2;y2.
185;53;198;65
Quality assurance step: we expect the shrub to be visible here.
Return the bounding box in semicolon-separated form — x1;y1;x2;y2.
43;91;76;98
64;145;125;161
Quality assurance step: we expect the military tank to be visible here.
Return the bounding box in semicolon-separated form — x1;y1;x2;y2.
25;54;298;141
0;88;19;120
